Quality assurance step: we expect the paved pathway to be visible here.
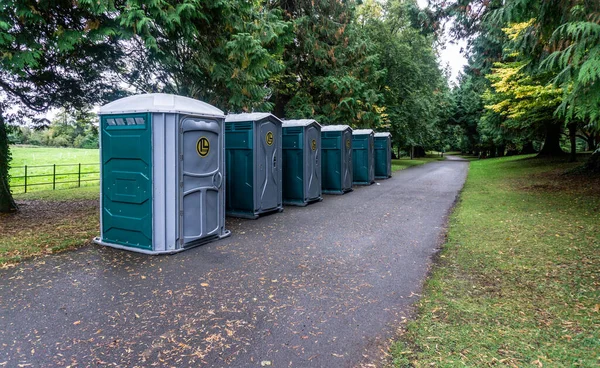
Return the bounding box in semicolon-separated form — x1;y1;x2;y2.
0;157;468;367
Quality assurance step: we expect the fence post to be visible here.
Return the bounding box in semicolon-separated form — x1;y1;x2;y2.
53;164;56;190
24;165;27;194
78;163;81;187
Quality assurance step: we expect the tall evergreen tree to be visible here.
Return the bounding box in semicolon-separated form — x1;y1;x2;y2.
272;0;385;127
0;0;127;212
120;0;293;112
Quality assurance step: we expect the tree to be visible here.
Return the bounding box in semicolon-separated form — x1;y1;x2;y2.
483;58;565;156
358;0;450;155
450;73;485;154
0;0;127;212
0;104;17;212
120;0;292;112
271;0;385;127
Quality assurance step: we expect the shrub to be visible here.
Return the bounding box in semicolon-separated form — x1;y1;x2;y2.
52;136;70;147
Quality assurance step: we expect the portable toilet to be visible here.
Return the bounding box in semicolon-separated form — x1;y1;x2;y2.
282;119;322;206
321;125;353;194
94;93;230;254
224;113;283;219
352;129;375;185
374;132;392;179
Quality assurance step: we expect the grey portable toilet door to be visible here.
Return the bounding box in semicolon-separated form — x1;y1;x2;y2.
305;125;321;199
256;119;279;211
180;117;223;245
343;129;353;189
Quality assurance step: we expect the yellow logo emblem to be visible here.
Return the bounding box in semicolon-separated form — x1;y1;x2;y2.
311;139;317;151
346;139;351;149
266;131;274;146
196;137;210;157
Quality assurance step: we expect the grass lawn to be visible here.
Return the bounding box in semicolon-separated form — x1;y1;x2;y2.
393;153;446;172
8;145;100;193
13;185;99;202
392;154;600;367
0;186;99;265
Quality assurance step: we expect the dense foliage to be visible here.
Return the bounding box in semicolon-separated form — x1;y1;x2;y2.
0;0;127;212
9;109;99;149
440;0;600;161
0;0;450;212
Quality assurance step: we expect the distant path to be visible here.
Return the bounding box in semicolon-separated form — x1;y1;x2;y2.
0;158;468;367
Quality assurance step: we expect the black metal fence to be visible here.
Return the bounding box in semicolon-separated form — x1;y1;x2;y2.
10;163;100;193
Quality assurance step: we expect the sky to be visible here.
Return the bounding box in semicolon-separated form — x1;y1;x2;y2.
416;0;468;84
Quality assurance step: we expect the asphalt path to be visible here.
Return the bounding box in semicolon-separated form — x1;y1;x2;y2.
0;157;468;367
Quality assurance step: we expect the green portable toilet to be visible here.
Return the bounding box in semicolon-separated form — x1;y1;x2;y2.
224;113;283;219
321;125;353;194
94;93;230;254
374;132;392;179
282;119;323;206
352;129;375;185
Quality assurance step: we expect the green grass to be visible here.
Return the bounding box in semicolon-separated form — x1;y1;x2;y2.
1;146;100;264
393;153;446;172
392;154;600;367
0;210;99;265
13;185;99;201
8;145;99;193
0;186;99;265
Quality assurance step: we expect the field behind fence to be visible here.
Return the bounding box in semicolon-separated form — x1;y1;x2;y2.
9;146;100;193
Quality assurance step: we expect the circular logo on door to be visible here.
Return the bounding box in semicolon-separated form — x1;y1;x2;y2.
266;131;274;146
196;137;210;157
311;139;317;151
346;139;351;149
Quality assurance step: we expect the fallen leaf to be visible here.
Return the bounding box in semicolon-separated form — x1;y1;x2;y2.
201;283;209;287
73;321;81;325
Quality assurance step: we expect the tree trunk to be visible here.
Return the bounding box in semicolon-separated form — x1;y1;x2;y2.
497;145;505;157
413;146;425;158
568;123;577;162
538;123;566;156
520;141;536;154
587;135;598;151
583;148;600;172
0;112;18;213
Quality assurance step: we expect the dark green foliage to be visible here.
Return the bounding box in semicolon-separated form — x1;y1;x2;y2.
271;0;385;128
354;0;451;153
0;0;128;212
0;0;453;215
0;0;126;118
120;0;293;112
442;0;599;163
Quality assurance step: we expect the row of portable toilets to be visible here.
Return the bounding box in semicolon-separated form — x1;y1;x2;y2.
94;94;392;254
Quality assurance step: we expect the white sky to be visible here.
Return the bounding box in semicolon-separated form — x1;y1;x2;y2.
417;0;467;83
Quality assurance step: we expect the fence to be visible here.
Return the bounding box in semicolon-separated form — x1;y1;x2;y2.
10;163;100;193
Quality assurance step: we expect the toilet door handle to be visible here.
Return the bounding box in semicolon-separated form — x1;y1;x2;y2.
212;172;223;189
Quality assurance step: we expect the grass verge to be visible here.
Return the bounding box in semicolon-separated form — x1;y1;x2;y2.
392;154;600;367
393;154;446;172
13;185;99;201
0;186;99;266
